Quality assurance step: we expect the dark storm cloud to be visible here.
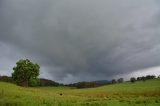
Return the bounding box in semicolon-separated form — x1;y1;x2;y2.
0;0;160;83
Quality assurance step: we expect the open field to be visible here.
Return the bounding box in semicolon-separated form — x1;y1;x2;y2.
0;79;160;106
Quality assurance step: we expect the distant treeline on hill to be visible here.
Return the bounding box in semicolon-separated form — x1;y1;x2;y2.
129;75;158;83
67;80;111;89
137;75;156;81
112;75;159;84
0;75;61;87
67;75;159;88
0;76;14;83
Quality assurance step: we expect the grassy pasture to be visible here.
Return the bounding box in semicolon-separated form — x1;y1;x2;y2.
0;79;160;106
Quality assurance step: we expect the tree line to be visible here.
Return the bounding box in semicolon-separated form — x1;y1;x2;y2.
67;82;98;88
130;75;157;83
67;75;159;88
112;75;158;84
0;75;61;87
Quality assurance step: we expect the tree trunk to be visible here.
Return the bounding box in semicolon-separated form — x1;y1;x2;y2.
21;81;28;87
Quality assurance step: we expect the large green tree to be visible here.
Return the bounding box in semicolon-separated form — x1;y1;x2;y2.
12;59;40;87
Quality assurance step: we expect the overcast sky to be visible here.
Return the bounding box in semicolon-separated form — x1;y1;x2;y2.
0;0;160;83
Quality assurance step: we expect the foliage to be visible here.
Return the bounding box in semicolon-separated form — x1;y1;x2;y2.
12;59;40;87
130;77;136;83
137;75;156;82
0;76;14;83
68;80;112;88
29;78;40;87
146;75;156;79
0;75;61;87
70;81;97;88
117;78;123;83
112;79;117;84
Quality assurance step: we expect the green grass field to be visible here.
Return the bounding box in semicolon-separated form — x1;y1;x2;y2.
0;79;160;106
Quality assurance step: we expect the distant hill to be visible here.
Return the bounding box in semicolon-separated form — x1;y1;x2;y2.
39;78;60;86
0;76;14;83
94;80;111;85
67;80;111;88
0;75;61;87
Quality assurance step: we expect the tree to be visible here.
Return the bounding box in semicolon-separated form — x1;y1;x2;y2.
117;78;123;83
137;77;141;81
146;75;156;80
12;59;40;87
141;76;146;81
130;77;136;83
111;79;117;84
29;78;40;87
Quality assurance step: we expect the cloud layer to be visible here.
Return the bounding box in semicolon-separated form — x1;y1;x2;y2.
0;0;160;83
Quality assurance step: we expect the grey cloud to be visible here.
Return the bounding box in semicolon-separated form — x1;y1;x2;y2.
0;0;160;83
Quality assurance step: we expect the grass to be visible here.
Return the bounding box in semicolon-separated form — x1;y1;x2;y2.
0;79;160;106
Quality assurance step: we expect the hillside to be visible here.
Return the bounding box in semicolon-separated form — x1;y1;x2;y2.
0;79;160;106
